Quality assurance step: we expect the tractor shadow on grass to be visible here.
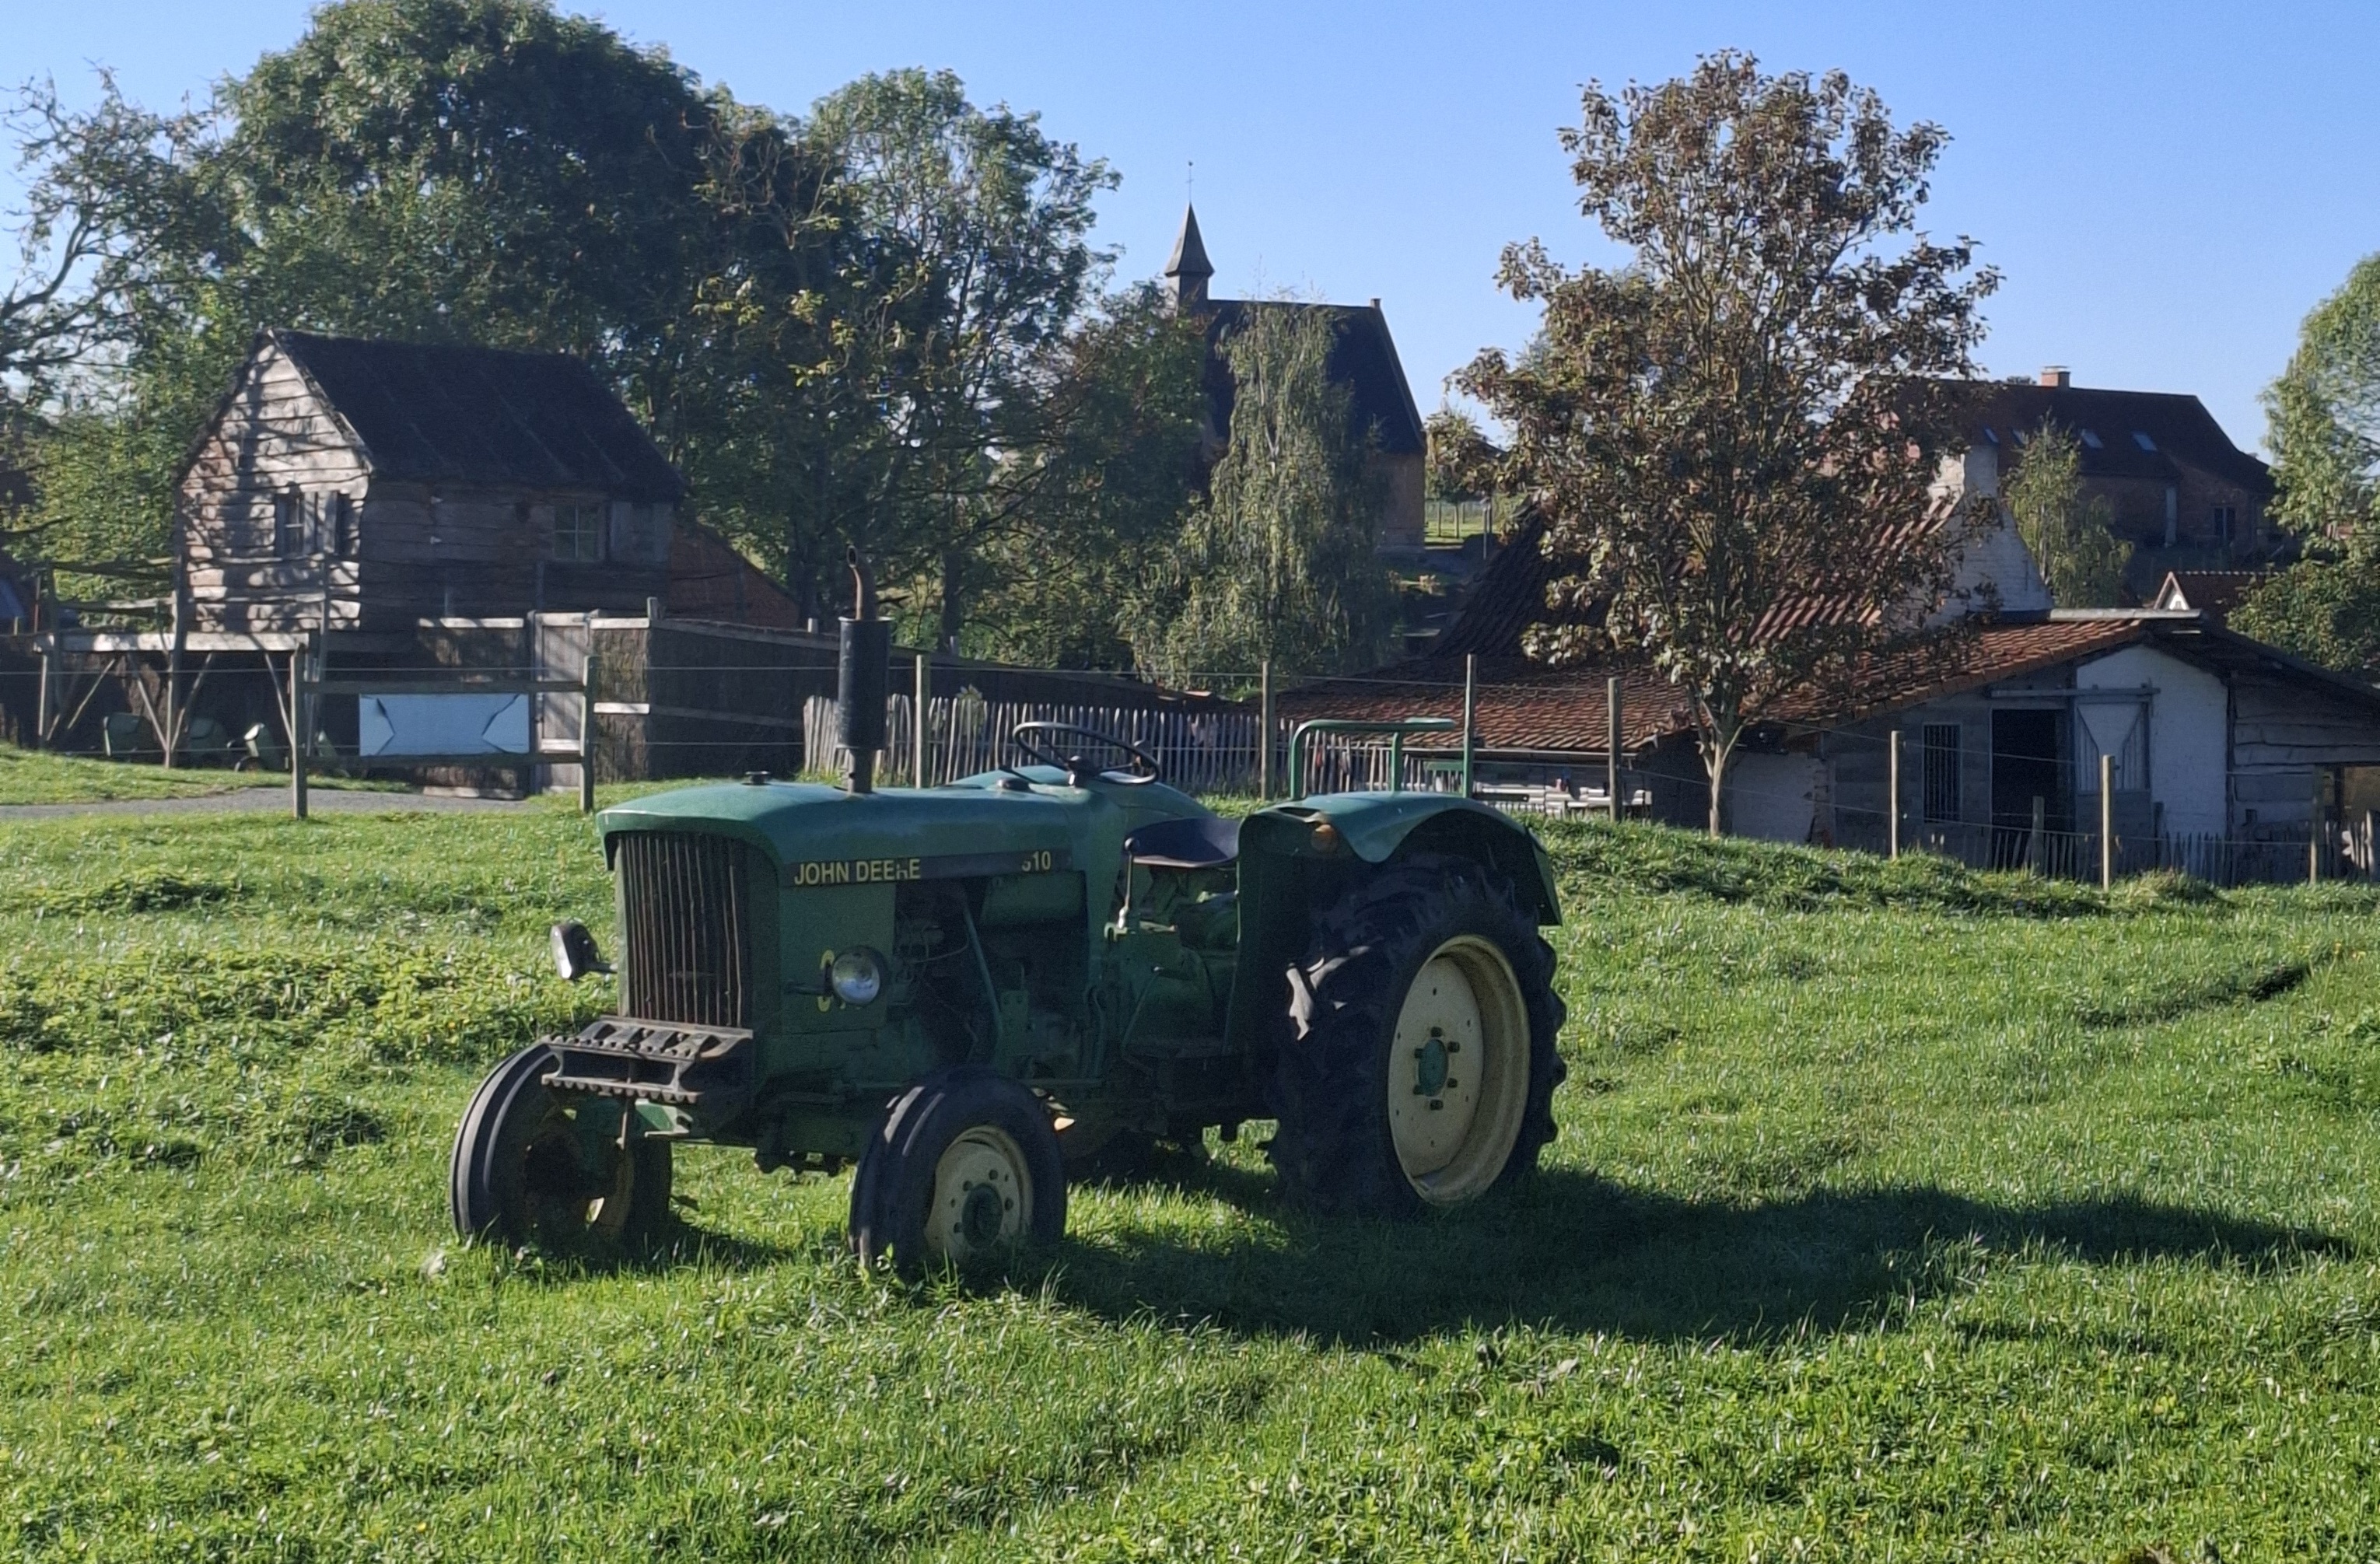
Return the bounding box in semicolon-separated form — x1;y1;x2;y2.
1040;1167;2356;1346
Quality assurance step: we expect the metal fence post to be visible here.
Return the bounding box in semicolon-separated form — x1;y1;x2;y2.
33;643;49;750
1888;729;1902;859
289;644;309;820
1258;660;1273;799
2099;752;2115;889
1605;676;1622;820
912;653;931;786
579;653;598;815
1460;654;1477;798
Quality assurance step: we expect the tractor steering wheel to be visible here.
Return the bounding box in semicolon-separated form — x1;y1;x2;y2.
1006;721;1164;787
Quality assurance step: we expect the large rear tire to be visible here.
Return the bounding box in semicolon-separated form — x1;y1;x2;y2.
1267;853;1565;1218
852;1065;1066;1277
450;1044;673;1252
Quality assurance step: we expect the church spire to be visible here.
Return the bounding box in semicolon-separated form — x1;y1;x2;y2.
1164;203;1213;310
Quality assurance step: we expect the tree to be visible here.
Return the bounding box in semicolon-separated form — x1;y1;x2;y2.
1454;54;1997;834
2232;254;2380;677
800;69;1119;644
1;74;208;411
2003;417;2127;607
1135;302;1395;684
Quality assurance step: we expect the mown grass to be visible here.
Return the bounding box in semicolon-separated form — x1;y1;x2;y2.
3;807;2378;1559
0;744;413;806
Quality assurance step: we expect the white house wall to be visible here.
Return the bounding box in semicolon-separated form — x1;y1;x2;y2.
2076;644;2227;837
1931;445;2053;621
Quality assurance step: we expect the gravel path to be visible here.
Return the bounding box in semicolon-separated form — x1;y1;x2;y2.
0;788;535;820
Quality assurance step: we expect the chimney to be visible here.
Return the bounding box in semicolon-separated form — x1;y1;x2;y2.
2039;366;2071;388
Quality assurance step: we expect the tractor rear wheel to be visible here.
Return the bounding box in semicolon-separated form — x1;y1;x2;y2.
1267;853;1565;1218
851;1065;1066;1277
450;1044;673;1252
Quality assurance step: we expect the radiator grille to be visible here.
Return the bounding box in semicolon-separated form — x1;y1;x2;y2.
615;831;753;1030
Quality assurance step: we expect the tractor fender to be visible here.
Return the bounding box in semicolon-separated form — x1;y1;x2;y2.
1241;793;1560;925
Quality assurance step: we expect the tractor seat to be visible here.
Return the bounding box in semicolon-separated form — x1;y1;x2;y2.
1122;815;1240;871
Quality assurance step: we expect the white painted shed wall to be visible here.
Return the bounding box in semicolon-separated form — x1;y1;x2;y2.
2077;644;2228;837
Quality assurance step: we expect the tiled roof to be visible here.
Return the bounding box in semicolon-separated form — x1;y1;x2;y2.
1281;618;2167;756
1202;299;1424;455
1950;380;2270;495
2152;569;2269;620
272;329;686;501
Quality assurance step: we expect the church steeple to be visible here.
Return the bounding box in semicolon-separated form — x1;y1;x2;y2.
1164;203;1213;310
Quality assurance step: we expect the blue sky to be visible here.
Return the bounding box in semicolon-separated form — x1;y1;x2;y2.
7;0;2376;453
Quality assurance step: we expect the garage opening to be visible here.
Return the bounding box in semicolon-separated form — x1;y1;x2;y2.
1990;708;2068;867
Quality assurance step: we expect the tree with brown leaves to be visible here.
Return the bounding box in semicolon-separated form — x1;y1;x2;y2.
1455;54;1997;834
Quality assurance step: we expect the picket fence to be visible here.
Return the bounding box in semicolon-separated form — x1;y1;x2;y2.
800;695;1474;796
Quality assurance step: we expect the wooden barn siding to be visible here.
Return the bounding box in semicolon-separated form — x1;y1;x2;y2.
2229;671;2380;830
179;345;373;632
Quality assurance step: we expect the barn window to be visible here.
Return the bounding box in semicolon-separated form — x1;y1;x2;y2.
327;493;356;556
1923;723;1962;822
274;490;306;556
2212;504;2236;546
552;502;605;564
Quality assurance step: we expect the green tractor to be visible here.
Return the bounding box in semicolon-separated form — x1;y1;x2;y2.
450;585;1566;1272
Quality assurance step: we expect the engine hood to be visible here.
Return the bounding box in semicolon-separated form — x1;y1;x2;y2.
597;781;1092;878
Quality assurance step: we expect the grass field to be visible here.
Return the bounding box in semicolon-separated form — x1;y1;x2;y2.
2;803;2378;1559
0;744;406;806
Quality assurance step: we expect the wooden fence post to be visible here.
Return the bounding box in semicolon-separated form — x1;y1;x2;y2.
289;644;309;820
33;643;49;750
579;653;598;815
913;653;931;787
1605;676;1622;820
2099;752;2115;890
2027;795;2045;874
1460;654;1477;798
1258;660;1273;799
162;587;184;770
1888;729;1902;859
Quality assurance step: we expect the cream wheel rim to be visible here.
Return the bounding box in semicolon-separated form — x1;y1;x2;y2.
1386;936;1530;1205
926;1125;1033;1264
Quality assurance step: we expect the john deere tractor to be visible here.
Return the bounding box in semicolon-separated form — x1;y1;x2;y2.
450;577;1566;1272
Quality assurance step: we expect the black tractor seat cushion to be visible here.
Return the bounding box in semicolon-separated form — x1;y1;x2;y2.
1123;815;1241;871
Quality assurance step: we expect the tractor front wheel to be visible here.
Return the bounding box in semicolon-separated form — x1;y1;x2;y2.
852;1066;1066;1277
1268;854;1566;1218
450;1044;673;1252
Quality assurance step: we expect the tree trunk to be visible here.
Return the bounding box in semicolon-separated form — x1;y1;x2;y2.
938;548;965;653
1702;713;1743;838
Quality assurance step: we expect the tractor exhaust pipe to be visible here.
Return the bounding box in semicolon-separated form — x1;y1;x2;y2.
838;548;890;796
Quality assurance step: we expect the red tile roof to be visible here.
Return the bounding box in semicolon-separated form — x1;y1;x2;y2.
1282;618;2167;757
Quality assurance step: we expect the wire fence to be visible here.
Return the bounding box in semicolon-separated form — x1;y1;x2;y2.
3;648;2375;887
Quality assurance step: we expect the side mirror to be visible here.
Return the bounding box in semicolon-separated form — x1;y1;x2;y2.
550;920;611;982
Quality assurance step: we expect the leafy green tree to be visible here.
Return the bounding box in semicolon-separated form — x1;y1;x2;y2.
2234;254;2380;677
2003;418;2127;607
954;285;1207;667
800;68;1120;644
1;74;208;411
1136;302;1395;684
1455;54;1996;834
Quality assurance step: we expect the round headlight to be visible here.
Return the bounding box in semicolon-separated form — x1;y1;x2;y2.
829;948;884;1006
